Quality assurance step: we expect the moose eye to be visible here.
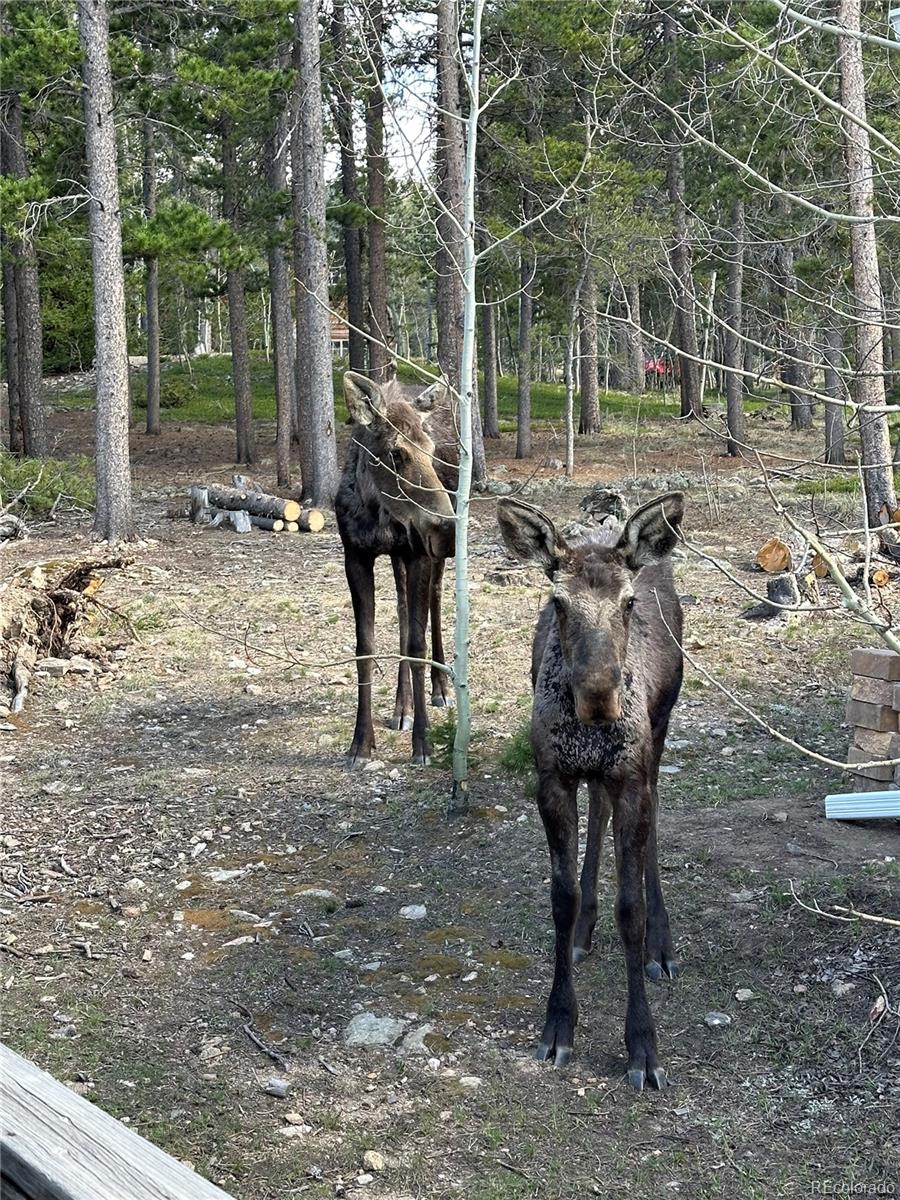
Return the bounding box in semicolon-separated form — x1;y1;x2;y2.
623;595;636;616
388;448;406;470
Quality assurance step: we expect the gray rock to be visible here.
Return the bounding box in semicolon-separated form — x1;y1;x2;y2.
263;1077;291;1098
704;1011;732;1028
484;480;513;496
400;1023;435;1055
343;1013;408;1047
399;904;427;921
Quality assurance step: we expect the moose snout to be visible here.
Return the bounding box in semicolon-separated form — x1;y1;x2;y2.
573;664;622;725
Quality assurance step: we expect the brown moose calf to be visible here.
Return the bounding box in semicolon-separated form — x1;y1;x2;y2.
497;492;685;1090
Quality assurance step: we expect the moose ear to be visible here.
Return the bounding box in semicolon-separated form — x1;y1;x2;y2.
416;378;451;412
616;492;684;571
497;498;566;577
343;371;388;426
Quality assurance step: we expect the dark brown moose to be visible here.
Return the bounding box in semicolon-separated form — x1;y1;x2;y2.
335;372;456;766
497;491;685;1090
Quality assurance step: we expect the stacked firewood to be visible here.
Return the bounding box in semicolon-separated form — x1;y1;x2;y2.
846;647;900;791
189;476;324;535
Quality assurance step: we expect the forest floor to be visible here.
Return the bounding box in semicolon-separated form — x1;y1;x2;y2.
2;381;899;1199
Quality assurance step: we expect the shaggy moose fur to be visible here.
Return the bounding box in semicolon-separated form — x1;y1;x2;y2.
335;373;456;765
498;492;685;1090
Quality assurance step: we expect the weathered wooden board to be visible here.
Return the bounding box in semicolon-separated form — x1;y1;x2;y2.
0;1044;236;1200
825;791;900;820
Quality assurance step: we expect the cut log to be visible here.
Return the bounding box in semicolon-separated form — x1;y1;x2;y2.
250;516;284;532
283;521;299;533
297;508;325;533
757;537;793;573
202;484;301;524
871;568;890;589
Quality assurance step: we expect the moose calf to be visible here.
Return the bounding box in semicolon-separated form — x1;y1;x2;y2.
497;492;685;1090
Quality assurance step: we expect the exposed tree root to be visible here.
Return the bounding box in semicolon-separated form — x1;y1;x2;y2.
0;557;129;717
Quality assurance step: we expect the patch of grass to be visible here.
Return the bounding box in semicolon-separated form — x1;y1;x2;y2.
796;470;900;497
498;720;533;773
62;352;671;430
0;449;95;515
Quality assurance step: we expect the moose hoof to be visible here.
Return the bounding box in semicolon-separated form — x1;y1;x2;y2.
410;752;431;766
627;1066;667;1091
387;715;414;731
645;957;679;982
535;1041;572;1068
345;753;372;770
431;693;455;709
572;945;592;965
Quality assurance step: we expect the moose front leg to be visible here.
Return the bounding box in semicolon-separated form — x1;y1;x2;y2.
614;785;667;1090
405;555;433;765
344;553;377;765
573;779;612;964
535;770;580;1067
389;555;414;731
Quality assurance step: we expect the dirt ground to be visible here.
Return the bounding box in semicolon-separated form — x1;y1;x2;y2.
2;397;899;1199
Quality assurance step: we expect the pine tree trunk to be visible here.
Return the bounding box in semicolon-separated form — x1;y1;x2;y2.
668;143;701;420
221;122;255;465
267;72;294;489
480;281;500;438
625;279;644;395
78;0;134;541
838;0;895;524
724;198;744;457
1;245;22;453
515;242;533;459
366;0;390;380
579;271;600;433
435;0;485;483
331;0;366;373
143;113;161;435
823;309;846;466
5;94;47;457
294;0;339;506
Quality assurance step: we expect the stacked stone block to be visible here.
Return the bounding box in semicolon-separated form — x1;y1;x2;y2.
846;648;900;791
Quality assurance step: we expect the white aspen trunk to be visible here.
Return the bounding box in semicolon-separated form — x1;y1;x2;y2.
295;0;339;505
838;0;896;524
698;270;717;405
78;0;134;541
450;0;485;815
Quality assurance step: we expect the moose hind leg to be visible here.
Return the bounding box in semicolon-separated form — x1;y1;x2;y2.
535;772;580;1067
644;788;678;982
389;555;414;731
429;558;453;707
573;780;611;964
614;786;667;1091
405;556;433;764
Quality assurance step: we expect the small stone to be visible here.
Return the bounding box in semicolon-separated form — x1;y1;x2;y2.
461;971;478;982
244;683;263;696
372;885;389;894
343;1013;408;1047
363;759;385;772
41;781;66;795
296;887;340;904
769;811;788;823
334;949;354;961
658;765;681;775
459;1075;482;1090
361;961;382;972
280;1124;311;1137
356;1174;374;1187
399;904;427;921
123;878;146;893
832;980;855;998
704;1011;732;1028
284;1112;306;1125
362;1150;386;1173
735;989;755;1003
263;1077;291;1098
222;935;255;947
728;889;758;904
